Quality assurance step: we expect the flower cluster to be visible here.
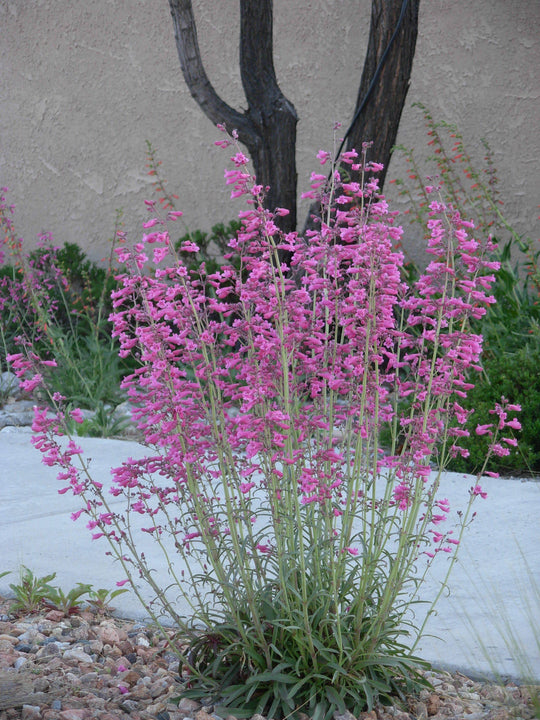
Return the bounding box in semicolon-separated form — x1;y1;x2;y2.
13;142;516;710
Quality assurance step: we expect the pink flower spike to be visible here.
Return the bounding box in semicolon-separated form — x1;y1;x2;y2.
116;579;130;587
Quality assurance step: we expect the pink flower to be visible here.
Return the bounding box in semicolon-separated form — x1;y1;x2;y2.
20;374;43;393
316;150;331;165
475;424;493;436
491;443;510;457
471;485;488;499
69;408;84;424
393;482;411;511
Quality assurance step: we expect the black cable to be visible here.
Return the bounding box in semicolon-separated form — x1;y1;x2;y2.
334;0;410;162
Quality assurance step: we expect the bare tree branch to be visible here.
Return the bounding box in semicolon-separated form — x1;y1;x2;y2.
168;0;252;136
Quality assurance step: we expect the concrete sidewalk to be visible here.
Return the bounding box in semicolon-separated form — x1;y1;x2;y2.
1;426;539;681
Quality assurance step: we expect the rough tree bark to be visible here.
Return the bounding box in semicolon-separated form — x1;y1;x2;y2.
168;0;298;233
343;0;420;190
168;0;419;233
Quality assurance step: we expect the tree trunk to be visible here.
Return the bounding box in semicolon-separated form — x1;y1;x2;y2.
344;0;420;189
239;0;298;232
168;0;298;232
302;0;419;232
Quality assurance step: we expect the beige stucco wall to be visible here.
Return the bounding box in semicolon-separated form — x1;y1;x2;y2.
1;0;538;267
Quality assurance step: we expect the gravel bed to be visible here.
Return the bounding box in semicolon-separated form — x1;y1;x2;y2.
0;597;536;720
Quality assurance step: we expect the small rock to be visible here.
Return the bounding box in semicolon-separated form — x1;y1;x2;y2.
63;647;94;664
14;643;33;653
96;623;121;644
0;370;19;393
0;638;15;652
36;642;60;659
58;710;89;720
150;676;172;697
120;699;141;713
426;692;440;716
195;710;215;720
411;700;427;719
21;705;41;720
120;669;142;686
485;709;512;720
333;712;356;720
33;676;51;692
17;629;44;644
84;639;103;654
0;633;19;645
175;697;201;715
79;671;98;684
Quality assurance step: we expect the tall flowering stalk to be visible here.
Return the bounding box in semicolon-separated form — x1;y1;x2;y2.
11;137;518;719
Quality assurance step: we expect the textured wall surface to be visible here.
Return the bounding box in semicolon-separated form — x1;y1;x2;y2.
1;0;538;265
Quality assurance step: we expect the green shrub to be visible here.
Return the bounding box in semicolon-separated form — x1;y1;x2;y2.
450;337;540;475
0;229;131;411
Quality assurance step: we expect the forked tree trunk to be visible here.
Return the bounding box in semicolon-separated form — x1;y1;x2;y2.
168;0;298;232
168;0;419;234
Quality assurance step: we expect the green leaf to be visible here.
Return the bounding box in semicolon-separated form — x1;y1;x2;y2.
325;685;347;713
245;670;297;685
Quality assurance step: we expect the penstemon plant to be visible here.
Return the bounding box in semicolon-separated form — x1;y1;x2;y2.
9;131;521;719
